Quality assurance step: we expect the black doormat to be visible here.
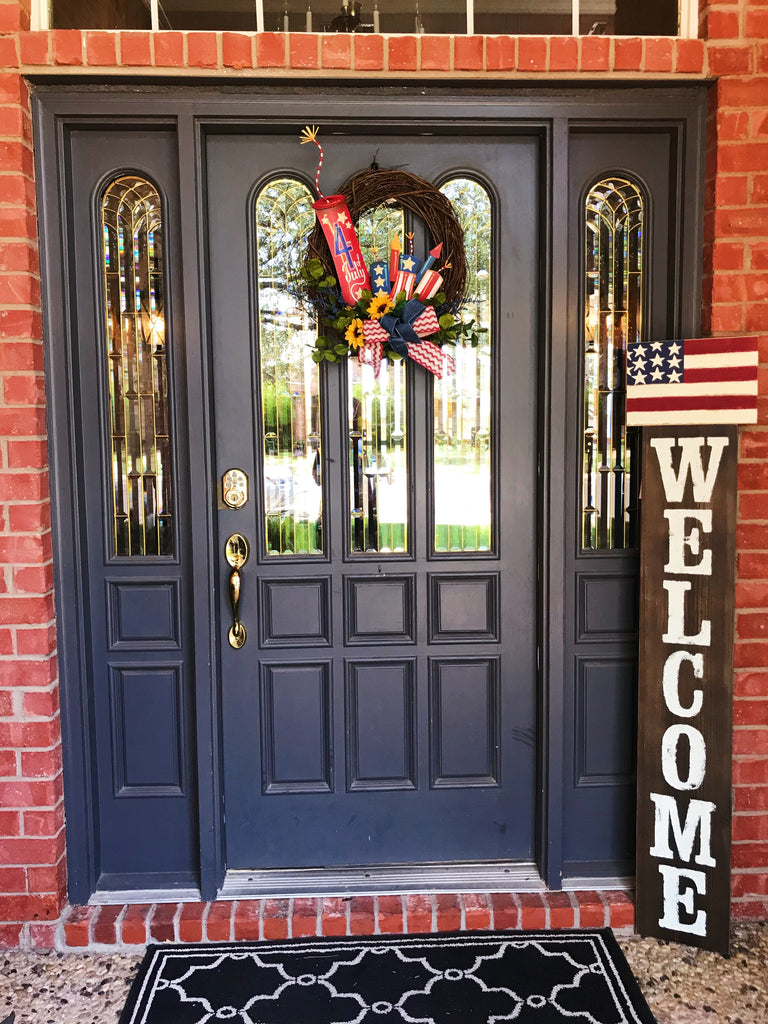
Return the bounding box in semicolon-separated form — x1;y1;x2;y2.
119;930;655;1024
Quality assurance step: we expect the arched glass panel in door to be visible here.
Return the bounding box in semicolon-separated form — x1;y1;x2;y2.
436;178;492;553
348;203;408;554
582;176;644;550
255;178;322;556
101;175;172;557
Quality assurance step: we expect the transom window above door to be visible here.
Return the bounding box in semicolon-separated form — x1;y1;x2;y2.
42;0;693;37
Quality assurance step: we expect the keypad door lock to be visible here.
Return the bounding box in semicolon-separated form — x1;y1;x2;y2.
222;468;249;509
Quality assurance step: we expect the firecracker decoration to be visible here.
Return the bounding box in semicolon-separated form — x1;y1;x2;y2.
298;127;484;376
300;125;371;304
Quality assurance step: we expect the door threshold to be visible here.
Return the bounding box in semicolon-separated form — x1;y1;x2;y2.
219;861;544;899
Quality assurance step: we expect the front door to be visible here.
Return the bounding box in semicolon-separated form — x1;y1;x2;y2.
205;131;540;872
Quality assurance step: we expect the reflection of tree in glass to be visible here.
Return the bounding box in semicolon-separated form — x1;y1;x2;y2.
433;179;493;554
356;204;404;268
255;178;323;556
440;178;491;324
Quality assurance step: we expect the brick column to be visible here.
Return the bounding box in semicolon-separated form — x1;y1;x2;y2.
0;0;66;949
700;0;768;919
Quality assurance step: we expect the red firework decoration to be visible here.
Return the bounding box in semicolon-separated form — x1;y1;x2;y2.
300;125;371;305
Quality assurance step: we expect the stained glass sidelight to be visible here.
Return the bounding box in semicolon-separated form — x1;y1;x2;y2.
435;178;492;554
349;204;408;555
582;177;643;550
255;178;322;556
102;176;172;556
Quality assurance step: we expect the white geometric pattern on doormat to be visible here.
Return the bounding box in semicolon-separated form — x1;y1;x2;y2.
119;929;656;1024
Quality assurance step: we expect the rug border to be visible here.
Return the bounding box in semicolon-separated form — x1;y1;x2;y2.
117;928;656;1024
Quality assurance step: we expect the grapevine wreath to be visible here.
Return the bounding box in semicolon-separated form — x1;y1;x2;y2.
297;126;484;377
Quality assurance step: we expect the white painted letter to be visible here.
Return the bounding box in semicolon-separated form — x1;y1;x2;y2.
657;864;707;935
651;436;729;503
649;792;716;866
662;651;704;718
663;580;711;647
664;509;713;576
661;725;707;791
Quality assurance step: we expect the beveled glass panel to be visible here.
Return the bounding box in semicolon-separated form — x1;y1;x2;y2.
101;175;173;557
348;205;408;556
255;178;322;556
582;177;643;550
434;179;492;554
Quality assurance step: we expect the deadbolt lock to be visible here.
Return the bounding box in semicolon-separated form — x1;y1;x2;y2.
222;468;249;510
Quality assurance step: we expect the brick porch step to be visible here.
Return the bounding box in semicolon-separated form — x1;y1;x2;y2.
31;890;634;952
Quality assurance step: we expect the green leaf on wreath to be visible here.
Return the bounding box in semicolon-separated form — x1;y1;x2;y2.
316;336;329;350
335;344;349;355
433;291;446;305
307;258;325;280
311;350;323;362
320;277;337;289
438;314;455;329
325;352;337;361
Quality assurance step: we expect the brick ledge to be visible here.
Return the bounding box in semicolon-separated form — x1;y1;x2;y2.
8;890;637;951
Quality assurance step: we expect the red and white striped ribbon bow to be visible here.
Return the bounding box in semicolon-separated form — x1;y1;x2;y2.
359;306;454;378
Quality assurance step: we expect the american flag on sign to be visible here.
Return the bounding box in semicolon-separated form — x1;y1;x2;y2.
625;336;758;426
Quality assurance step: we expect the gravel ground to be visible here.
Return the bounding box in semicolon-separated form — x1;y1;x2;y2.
1;922;766;1024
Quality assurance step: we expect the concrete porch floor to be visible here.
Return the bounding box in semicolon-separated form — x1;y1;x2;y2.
2;920;766;1024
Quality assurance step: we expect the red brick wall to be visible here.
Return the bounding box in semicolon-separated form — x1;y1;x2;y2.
0;0;765;944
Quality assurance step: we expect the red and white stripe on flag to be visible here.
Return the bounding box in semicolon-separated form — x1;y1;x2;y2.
625;335;758;426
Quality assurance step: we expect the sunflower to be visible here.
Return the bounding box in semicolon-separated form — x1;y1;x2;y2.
345;318;365;350
367;293;394;320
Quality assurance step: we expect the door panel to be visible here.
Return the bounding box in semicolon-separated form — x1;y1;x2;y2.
206;132;540;869
64;129;198;887
563;129;680;877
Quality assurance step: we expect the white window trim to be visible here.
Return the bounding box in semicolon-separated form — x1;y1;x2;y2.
32;0;697;39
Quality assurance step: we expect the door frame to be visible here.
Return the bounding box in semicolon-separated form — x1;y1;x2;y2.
33;83;707;903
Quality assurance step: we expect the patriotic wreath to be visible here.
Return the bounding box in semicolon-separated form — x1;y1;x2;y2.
298;127;484;378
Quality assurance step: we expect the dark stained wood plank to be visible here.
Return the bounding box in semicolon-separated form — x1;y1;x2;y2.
635;426;736;955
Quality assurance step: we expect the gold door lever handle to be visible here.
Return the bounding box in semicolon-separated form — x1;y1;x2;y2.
225;533;249;649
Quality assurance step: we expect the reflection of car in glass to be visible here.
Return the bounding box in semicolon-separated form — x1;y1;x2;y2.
264;465;294;514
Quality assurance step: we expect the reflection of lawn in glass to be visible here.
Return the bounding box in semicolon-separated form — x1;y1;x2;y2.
355;445;408;553
434;457;491;551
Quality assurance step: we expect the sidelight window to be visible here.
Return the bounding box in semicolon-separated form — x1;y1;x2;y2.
581;176;643;550
102;175;173;557
255;177;322;557
434;178;492;554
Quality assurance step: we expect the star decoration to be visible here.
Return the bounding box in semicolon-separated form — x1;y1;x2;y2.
401;255;416;271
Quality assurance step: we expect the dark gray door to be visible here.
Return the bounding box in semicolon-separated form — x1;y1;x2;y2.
206;132;540;870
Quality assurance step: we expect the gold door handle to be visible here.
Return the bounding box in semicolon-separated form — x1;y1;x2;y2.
225;533;249;649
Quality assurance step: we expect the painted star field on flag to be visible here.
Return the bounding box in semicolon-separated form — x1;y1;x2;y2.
625;335;758;425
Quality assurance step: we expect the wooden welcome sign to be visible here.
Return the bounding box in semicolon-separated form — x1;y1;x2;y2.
635;426;736;955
